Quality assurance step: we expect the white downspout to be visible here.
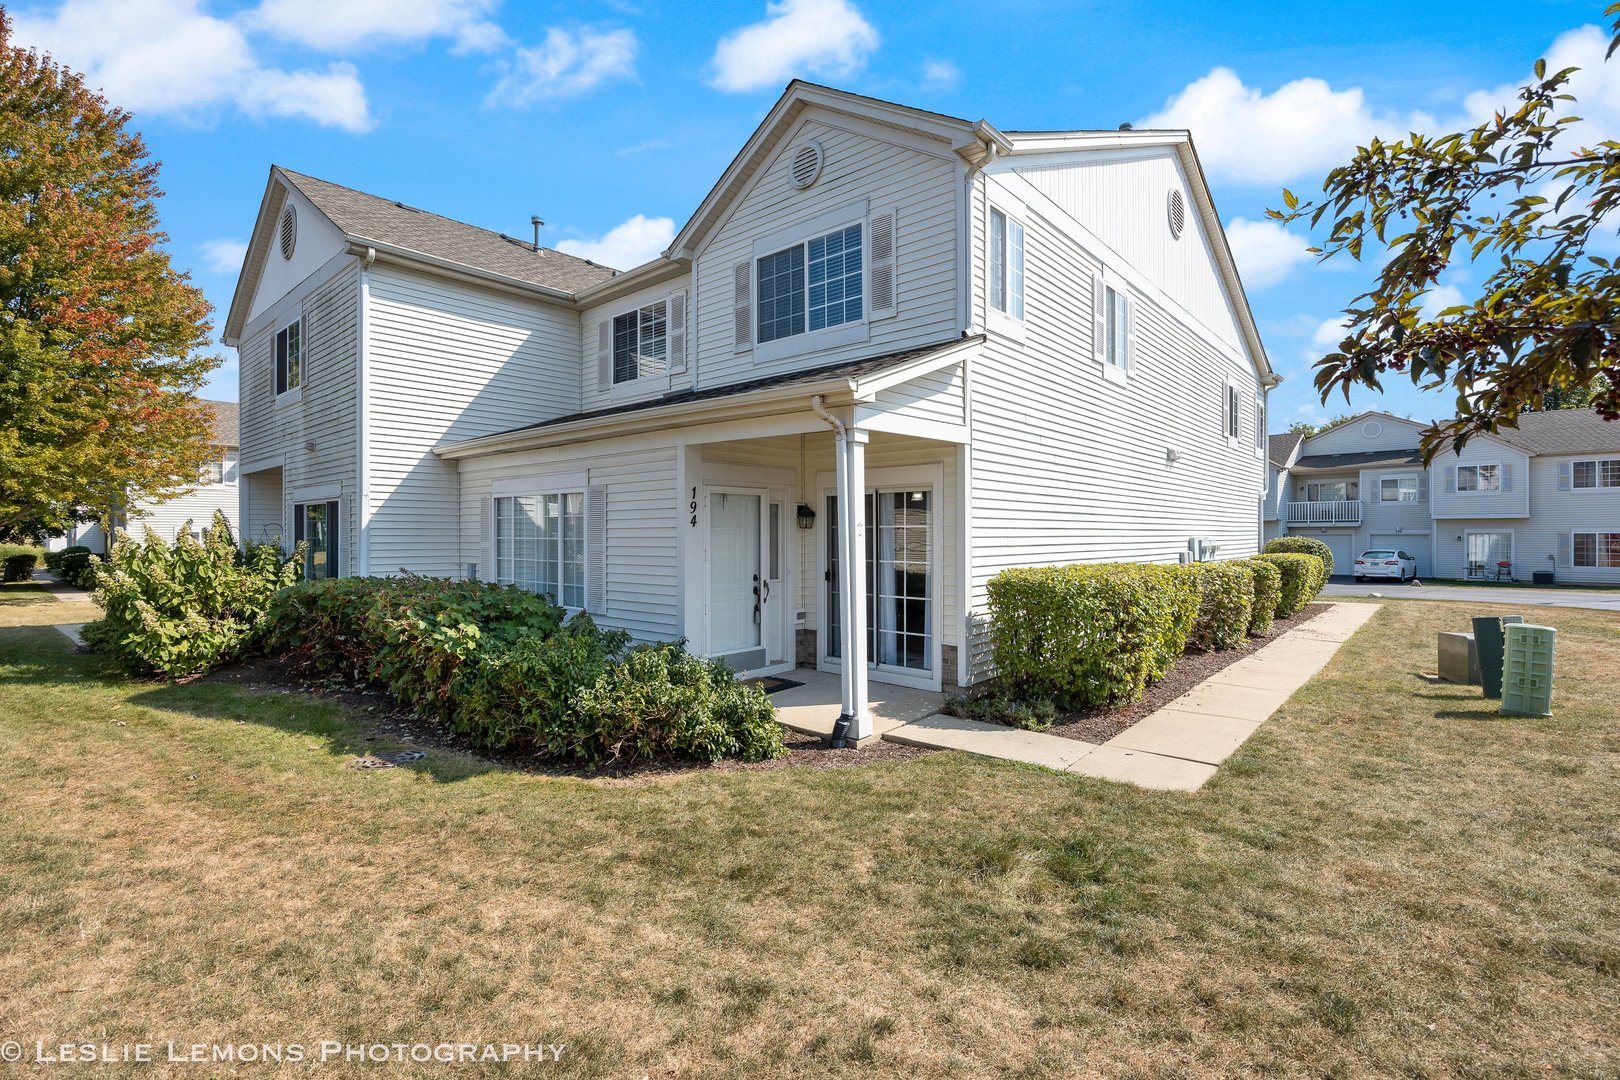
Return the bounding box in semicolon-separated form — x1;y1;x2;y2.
812;394;856;745
356;246;375;578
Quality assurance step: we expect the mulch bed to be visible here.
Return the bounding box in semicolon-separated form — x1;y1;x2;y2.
201;653;929;784
1035;602;1333;745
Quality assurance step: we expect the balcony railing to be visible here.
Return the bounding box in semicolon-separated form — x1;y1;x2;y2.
1284;500;1361;525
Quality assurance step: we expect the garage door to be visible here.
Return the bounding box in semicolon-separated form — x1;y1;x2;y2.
1291;531;1354;579
1370;534;1426;576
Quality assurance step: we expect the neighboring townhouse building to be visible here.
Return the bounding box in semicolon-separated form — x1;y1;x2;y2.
223;82;1278;741
1267;410;1620;584
54;401;241;553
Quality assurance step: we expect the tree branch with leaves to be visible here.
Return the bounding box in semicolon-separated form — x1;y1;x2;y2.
1272;2;1620;459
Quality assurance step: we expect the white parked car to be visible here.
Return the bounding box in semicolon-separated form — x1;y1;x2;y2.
1353;549;1418;582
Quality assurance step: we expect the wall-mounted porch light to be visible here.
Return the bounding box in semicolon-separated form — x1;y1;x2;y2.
796;503;816;530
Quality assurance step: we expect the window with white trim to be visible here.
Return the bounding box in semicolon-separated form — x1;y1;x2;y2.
293;500;339;580
757;223;862;344
1306;480;1357;502
1457;464;1501;492
1225;383;1240;440
1103;285;1126;369
494;491;586;609
275;319;302;396
201;459;224;485
612;301;667;384
1573;458;1620;489
1380;475;1420;502
1573;531;1620;568
989;207;1025;320
1254;393;1266;452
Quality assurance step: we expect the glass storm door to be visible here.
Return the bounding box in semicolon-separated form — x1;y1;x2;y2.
708;489;764;667
1466;531;1512;581
826;488;933;674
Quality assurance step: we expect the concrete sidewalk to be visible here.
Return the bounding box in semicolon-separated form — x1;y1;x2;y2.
1322;580;1620;612
31;570;93;603
881;602;1381;791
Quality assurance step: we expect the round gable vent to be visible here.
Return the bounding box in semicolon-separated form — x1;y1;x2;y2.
1167;189;1186;239
1361;420;1384;439
789;141;824;190
278;205;298;260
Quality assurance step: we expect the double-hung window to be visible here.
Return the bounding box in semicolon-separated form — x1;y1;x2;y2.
1380;476;1420;502
1573;531;1620;568
1573;458;1620;489
1103;284;1127;369
757;223;863;344
1254;394;1266;453
1457;464;1501;492
275;319;302;397
613;301;667;384
1225;384;1241;441
494;491;585;609
293;500;339;580
989;208;1025;321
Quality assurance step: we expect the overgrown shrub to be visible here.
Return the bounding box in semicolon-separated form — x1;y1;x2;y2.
0;544;42;582
266;579;787;766
57;545;97;588
82;512;303;677
1265;536;1336;578
1257;552;1325;617
1239;558;1282;635
987;562;1198;708
1178;561;1257;652
43;549;66;573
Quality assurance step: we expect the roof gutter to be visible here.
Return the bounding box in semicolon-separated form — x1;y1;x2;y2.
342;238;581;307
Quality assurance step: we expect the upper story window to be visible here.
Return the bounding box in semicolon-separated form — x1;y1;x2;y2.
1381;476;1420;502
1457;464;1501;492
275;319;302;397
1254;393;1266;453
1103;285;1127;369
200;459;224;485
1573;458;1620;489
613;301;667;384
1225;384;1240;441
989;208;1025;320
758;223;863;344
1305;480;1357;502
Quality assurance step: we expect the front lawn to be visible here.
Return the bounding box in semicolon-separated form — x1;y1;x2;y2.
2;593;1617;1077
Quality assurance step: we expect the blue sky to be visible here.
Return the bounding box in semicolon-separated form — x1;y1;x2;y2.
11;0;1615;430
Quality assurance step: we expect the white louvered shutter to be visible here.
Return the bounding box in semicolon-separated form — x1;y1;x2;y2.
868;208;897;320
1091;275;1105;363
586;484;607;613
1418;473;1429;503
1501;463;1514;491
1122;293;1136;371
1444;467;1457;493
1558;463;1573;491
1557;533;1573;567
732;262;752;351
479;496;493;582
668;290;687;371
597;320;612;389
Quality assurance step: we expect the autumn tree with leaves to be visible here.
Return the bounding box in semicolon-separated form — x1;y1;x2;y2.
0;11;219;540
1275;3;1620;458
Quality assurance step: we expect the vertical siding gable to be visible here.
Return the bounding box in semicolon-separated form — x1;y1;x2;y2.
693;114;961;389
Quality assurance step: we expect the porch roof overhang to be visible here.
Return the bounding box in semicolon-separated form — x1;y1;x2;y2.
433;334;983;461
1291;449;1425;473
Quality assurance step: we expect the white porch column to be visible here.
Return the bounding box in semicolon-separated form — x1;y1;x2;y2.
843;428;872;741
831;424;854;723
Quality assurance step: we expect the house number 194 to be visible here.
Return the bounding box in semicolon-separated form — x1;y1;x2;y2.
689;487;698;527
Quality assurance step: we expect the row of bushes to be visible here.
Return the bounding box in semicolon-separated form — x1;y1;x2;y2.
0;543;44;582
266;577;785;765
78;513;784;767
987;549;1326;708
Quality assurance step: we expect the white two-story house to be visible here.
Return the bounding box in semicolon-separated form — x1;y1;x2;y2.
224;82;1277;741
1267;410;1620;584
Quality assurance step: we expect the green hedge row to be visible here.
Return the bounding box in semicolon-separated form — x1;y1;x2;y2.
0;544;42;582
1264;536;1336;578
266;578;785;766
987;553;1326;708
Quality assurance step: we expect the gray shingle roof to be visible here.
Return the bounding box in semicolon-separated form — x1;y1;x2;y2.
1485;409;1620;455
1268;431;1305;468
203;400;238;447
1292;449;1424;472
278;169;619;293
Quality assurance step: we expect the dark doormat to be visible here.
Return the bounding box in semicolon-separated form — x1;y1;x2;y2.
746;676;803;695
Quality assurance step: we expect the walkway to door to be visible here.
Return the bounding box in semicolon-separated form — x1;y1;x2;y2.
770;668;945;742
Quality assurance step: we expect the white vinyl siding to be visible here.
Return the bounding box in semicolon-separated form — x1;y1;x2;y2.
129;451;240;542
1432;439;1530;519
693;115;959;387
236;259;360;573
366;264;581;578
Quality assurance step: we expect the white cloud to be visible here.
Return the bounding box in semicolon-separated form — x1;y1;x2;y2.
198;238;249;274
710;0;879;93
246;0;502;52
1463;24;1620;140
11;0;372;131
1418;283;1466;319
1310;316;1349;351
1225;217;1313;289
921;59;960;92
485;27;638;107
1140;67;1418;186
556;214;675;270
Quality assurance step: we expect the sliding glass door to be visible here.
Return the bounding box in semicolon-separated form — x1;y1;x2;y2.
826;487;933;675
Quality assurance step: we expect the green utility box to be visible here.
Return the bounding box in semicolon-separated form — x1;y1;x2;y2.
1500;624;1556;717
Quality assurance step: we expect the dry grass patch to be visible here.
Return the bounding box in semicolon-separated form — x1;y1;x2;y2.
1;592;1617;1078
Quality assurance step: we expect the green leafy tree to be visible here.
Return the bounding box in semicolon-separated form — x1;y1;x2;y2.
0;13;219;537
1273;3;1620;457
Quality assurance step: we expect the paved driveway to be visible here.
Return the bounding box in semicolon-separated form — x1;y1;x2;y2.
1322;580;1620;612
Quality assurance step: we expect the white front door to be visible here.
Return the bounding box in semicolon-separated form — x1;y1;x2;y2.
706;486;792;675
